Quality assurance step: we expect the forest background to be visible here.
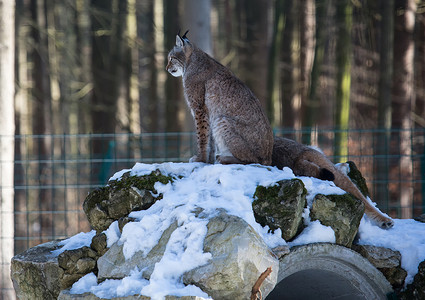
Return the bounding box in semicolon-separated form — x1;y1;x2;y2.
1;0;425;298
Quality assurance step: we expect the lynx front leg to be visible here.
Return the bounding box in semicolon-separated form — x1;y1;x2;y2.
190;108;211;163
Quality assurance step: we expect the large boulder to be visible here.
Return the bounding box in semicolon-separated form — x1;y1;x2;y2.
183;212;279;300
83;170;172;232
310;193;365;247
58;289;207;300
253;179;306;241
10;240;64;300
352;244;407;289
97;221;178;281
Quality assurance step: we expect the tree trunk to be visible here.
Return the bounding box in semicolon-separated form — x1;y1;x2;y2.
266;0;285;125
237;0;270;110
164;0;183;133
90;0;125;183
299;0;316;140
31;0;54;244
334;0;352;162
137;0;158;132
375;0;394;211
0;1;16;298
392;0;416;218
303;0;329;144
280;0;300;134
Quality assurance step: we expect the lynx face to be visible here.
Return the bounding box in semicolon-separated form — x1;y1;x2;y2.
166;55;184;77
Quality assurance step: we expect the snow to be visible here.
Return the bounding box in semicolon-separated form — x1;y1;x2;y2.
53;162;425;299
51;230;96;256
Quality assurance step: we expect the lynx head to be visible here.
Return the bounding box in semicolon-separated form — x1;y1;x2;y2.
166;30;193;77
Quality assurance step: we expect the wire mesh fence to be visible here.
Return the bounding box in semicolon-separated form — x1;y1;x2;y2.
1;128;425;297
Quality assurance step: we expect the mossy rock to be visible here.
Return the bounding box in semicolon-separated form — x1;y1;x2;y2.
83;170;173;232
310;193;365;247
253;179;307;241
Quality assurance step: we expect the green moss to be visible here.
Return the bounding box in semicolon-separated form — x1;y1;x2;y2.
108;170;173;194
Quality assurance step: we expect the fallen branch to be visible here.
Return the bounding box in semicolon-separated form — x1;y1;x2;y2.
250;266;272;300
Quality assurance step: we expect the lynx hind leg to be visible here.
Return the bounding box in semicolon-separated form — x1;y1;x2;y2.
332;169;394;229
212;118;260;164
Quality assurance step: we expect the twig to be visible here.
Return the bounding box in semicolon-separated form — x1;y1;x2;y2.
250;267;272;300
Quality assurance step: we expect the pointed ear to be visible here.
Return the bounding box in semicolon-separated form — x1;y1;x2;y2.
176;35;184;47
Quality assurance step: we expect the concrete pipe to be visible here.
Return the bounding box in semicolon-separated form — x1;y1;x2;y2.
266;243;394;300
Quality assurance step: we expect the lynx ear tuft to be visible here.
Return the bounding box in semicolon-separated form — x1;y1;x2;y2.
182;30;189;42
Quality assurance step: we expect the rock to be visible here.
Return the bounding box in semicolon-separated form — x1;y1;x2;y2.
253;179;307;241
90;233;108;256
183;212;279;300
414;214;425;223
11;240;64;300
346;161;370;197
58;246;98;289
272;245;291;259
310;193;365;247
97;221;179;281
398;260;425;300
352;244;407;289
83;171;172;232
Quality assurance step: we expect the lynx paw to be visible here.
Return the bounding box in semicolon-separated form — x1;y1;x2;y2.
189;155;206;163
379;219;394;229
216;155;243;165
371;216;394;229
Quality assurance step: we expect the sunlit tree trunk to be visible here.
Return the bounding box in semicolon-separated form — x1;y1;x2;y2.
334;0;352;162
303;0;329;144
392;0;416;218
0;1;15;298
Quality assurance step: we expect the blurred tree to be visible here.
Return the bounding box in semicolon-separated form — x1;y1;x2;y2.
164;0;183;132
299;0;316;139
280;0;300;134
267;0;285;125
0;0;16;297
138;0;158;132
303;0;328;144
375;0;394;210
391;0;417;218
235;0;270;110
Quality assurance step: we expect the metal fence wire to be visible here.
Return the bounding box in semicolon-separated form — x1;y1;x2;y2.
1;129;425;297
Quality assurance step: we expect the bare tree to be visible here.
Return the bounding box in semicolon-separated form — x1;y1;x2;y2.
391;0;417;218
0;1;16;298
375;0;394;211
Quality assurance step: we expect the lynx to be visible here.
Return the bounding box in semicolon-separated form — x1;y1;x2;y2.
272;137;394;229
166;31;392;229
166;31;273;165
